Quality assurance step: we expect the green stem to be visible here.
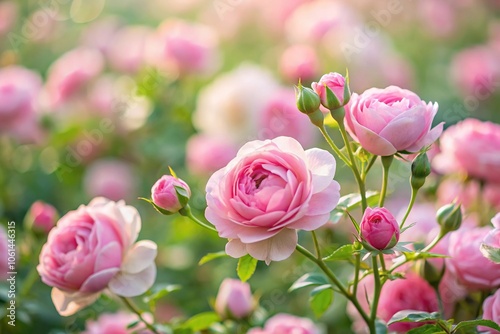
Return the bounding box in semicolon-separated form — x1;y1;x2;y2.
19;266;39;298
295;245;372;330
120;297;160;334
370;256;381;324
379;156;393;207
337;121;367;212
399;187;418;229
180;205;218;233
352;253;361;297
319;126;351;167
363;155;378;181
311;231;321;259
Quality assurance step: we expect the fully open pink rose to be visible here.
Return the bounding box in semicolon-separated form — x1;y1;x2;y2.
360;207;400;250
345;86;443;156
214;278;254;319
248;313;320;334
433;119;500;183
447;226;500;290
205;136;340;264
479;289;500;334
37;198;157;316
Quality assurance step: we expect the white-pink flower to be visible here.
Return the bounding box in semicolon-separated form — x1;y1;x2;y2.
205;136;340;264
37;198;157;316
345;86;443;156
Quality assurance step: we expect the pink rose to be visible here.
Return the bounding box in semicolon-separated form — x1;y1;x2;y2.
45;47;104;106
151;175;191;213
205;136;341;264
360;207;400;250
447;226;500;290
450;46;500;96
0;225;9;280
248;313;320;334
37;198;157;316
147;19;219;75
312;72;346;109
214;278;254;319
107;26;152;74
0;66;41;132
280;44;319;83
258;89;316;147
433;119;500;183
345;86;443;156
479;289;500;334
482;214;500;262
84;159;137;202
186;134;238;177
378;274;439;333
26;201;58;234
83;312;155;334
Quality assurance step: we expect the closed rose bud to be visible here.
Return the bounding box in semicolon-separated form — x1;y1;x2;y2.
295;84;320;115
411;152;431;190
360;207;400;250
311;72;349;111
151;175;191;213
436;203;462;234
26;201;58;234
214;278;254;319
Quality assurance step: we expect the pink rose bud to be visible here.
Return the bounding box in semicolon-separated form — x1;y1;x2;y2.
479;289;500;334
214;278;254;319
151;175;191;213
311;72;348;111
360;207;400;250
345;86;443;156
26;201;58;234
37;198;158;316
295;84;320;115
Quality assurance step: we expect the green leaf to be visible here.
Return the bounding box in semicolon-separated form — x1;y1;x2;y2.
183;312;220;331
309;287;333;318
174;185;190;207
198;251;228;265
139;197;175;215
289;273;329;292
480;243;500;264
323;244;357;261
452;319;500;332
407;324;445;334
126;320;140;329
143;284;181;304
388;311;441;325
375;320;388;334
237;255;258;282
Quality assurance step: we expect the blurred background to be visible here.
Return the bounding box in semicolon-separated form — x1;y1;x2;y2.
0;0;499;332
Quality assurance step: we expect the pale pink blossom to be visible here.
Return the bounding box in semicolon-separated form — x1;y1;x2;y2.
479;289;500;334
83;312;154;334
37;198;157;316
345;86;443;156
205;137;340;264
26;201;58;234
83;159;136;202
214;279;254;319
107;26;152;74
280;45;319;82
186;134;238;177
45;48;104;106
248;313;320;334
447;226;500;290
258;89;316;147
433;119;500;183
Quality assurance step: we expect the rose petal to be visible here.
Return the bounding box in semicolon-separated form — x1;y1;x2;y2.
51;288;100;317
305;181;341;216
406;122;444;153
246;228;298;264
80;267;120;293
225;239;248;258
305;148;337;194
108;264;156;297
378;107;427;151
121;240;157;274
286;213;331;231
349;117;397;156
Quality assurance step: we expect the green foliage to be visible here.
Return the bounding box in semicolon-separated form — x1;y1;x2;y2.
237;255;258;282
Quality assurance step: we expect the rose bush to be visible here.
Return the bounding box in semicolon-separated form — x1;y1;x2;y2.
205;136;340;264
